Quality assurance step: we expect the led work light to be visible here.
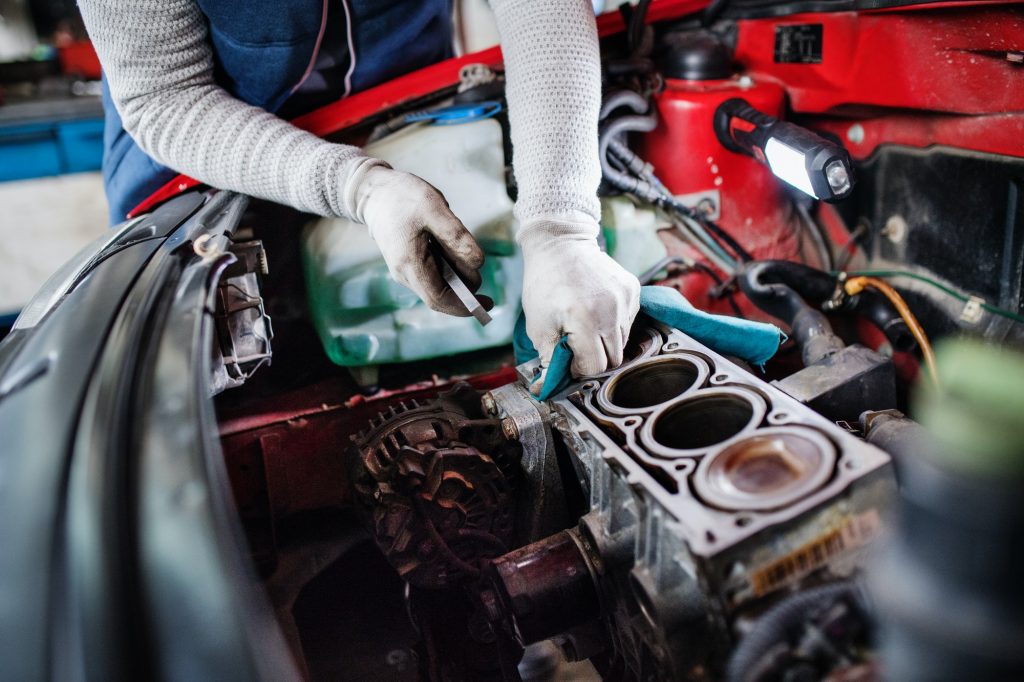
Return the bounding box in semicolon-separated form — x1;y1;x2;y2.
714;98;855;202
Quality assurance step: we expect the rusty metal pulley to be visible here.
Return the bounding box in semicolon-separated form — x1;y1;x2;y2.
348;382;523;589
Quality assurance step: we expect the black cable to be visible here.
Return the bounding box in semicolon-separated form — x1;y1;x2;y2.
664;197;755;264
598;89;757;272
701;0;730;26
639;256;690;285
691;263;745;317
699;214;755;264
598;89;755;268
794;199;834;271
628;0;654;56
637;257;744;317
726;581;865;682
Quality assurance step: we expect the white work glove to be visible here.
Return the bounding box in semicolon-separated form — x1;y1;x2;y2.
519;220;641;392
353;166;490;316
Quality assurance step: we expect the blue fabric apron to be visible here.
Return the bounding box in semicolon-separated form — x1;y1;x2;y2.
101;0;452;224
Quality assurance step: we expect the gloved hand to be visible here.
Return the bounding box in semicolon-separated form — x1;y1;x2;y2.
353;165;489;316
519;220;641;393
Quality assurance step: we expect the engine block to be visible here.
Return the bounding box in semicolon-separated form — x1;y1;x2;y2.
485;323;895;679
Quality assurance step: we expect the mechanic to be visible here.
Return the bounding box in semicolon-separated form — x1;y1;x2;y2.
78;0;641;381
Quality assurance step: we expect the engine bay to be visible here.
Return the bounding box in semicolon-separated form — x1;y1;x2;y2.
204;3;1024;680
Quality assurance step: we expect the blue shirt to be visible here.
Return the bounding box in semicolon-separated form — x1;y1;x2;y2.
102;0;452;223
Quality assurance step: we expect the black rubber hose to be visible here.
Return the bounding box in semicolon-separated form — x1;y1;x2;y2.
741;259;917;356
737;261;845;365
855;289;917;352
739;260;916;351
860;410;929;468
791;308;847;366
738;260;837;309
726;581;865;682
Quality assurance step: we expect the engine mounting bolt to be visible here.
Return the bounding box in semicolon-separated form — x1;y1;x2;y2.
501;417;520;441
481;392;498;416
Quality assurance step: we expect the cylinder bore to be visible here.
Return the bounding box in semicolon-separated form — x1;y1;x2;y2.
641;387;766;458
694;426;837;511
598;354;709;415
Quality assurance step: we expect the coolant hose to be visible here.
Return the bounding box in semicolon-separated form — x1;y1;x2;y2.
859;410;929;466
725;581;866;682
855;290;916;351
737;261;845;365
739;260;915;352
791;308;846;366
738;260;836;309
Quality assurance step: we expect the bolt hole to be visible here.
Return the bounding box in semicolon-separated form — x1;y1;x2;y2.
772;412;789;422
624;417;640;427
583;382;596;390
735;515;753;528
845;459;859;470
713;373;729;383
664;342;679;351
705;530;716;544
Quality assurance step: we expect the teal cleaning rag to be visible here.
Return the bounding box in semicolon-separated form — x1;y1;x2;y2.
514;285;784;400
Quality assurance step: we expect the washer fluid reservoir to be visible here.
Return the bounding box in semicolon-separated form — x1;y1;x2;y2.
302;116;521;367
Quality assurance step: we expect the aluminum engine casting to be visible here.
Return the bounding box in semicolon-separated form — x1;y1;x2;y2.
482;322;894;680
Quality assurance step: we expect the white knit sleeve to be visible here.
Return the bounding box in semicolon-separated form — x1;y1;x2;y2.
490;0;603;240
78;0;384;218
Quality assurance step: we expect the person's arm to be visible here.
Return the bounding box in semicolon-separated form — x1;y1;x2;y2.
490;0;641;380
79;0;484;316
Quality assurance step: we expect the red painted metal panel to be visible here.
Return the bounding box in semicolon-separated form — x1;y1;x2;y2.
807;111;1024;161
734;4;1024;115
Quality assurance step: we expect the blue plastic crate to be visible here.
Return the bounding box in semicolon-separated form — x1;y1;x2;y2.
56;119;104;174
0;122;62;181
0;117;103;181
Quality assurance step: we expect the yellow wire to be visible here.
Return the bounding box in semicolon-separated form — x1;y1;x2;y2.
844;276;940;389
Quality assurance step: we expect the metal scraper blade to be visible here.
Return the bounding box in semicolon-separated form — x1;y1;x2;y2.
437;252;491;326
